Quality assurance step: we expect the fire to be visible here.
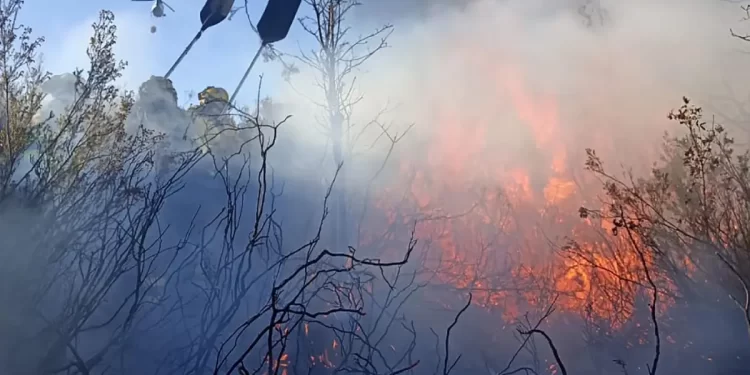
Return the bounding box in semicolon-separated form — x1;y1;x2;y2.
374;55;678;329
264;353;289;375
544;177;576;205
284;322;340;371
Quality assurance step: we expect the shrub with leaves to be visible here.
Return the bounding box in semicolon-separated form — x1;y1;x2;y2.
578;96;750;350
0;3;200;373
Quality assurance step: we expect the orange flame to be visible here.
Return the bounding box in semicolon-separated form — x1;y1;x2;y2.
374;57;679;329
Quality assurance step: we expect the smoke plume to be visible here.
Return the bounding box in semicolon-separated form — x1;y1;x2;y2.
277;0;749;191
6;1;750;373
266;4;750;371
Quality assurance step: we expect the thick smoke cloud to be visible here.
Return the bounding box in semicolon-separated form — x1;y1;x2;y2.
268;3;750;370
10;1;750;373
277;0;749;192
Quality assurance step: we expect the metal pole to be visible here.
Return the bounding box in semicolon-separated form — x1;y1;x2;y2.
164;30;203;79
164;13;215;79
225;42;266;112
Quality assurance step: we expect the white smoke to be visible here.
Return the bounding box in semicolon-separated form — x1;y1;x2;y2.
272;0;750;190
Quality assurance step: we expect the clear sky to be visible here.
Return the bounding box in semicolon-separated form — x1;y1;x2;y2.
18;0;297;106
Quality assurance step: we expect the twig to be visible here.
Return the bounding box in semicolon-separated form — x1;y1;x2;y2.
443;293;472;375
517;329;567;375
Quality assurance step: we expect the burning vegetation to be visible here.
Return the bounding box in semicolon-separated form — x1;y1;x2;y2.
1;0;750;374
380;62;676;324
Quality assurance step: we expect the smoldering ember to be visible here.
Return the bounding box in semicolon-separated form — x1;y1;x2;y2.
2;0;750;374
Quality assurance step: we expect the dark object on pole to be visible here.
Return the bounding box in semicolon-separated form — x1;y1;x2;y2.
257;0;302;44
200;0;236;31
164;0;235;78
224;0;302;111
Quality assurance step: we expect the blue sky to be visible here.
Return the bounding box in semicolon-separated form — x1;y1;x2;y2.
18;0;301;106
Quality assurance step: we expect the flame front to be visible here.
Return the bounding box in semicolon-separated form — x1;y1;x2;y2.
376;57;677;329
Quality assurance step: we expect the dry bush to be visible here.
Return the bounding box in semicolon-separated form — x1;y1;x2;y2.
0;2;204;373
0;2;426;374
